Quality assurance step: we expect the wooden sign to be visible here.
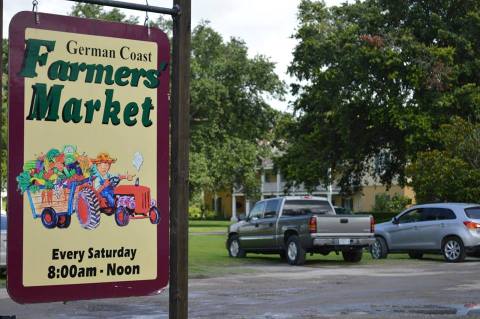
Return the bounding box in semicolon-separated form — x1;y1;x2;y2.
8;11;170;303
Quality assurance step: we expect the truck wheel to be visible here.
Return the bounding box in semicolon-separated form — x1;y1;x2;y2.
408;251;423;259
442;236;466;263
342;249;363;262
76;188;100;230
227;235;246;258
370;237;388;259
286;235;306;265
115;207;130;227
41;208;58;229
57;214;71;229
149;206;161;224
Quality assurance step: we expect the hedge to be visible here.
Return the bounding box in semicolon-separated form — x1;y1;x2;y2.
355;211;398;224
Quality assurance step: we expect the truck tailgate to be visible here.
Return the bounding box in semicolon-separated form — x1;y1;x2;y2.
314;215;372;235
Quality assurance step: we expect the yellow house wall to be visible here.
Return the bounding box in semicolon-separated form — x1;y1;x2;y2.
203;191;233;218
352;185;416;212
332;196;342;207
204;185;416;217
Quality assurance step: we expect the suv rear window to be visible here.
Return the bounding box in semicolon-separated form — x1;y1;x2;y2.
0;215;6;231
465;207;480;219
434;208;456;220
282;200;333;216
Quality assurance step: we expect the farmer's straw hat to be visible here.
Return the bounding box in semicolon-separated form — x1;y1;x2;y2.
91;152;117;164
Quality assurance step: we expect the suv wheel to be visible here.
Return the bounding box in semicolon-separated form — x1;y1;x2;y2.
442;236;466;263
286;235;306;265
370;237;388;259
227;235;246;258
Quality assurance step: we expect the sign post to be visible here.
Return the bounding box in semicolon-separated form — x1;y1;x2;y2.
7;11;170;302
170;1;191;318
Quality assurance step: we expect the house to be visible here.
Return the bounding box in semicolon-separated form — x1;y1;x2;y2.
204;159;415;220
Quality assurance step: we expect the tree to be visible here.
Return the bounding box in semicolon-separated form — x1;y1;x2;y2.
407;118;480;203
189;23;285;198
70;4;139;24
276;0;480;194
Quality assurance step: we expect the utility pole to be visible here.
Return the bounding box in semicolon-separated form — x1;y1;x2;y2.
170;0;191;318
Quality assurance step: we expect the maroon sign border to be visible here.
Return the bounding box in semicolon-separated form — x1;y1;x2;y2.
7;11;170;303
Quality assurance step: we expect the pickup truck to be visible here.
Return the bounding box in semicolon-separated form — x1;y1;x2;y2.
227;196;375;265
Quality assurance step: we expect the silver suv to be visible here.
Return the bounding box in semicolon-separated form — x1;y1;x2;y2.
0;214;6;272
371;203;480;262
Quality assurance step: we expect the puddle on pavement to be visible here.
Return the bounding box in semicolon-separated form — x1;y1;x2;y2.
336;303;480;317
56;301;168;319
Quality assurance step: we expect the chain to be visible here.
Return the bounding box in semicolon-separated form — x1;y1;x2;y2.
32;0;39;24
144;0;151;36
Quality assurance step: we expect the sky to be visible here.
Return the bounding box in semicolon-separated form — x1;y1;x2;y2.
3;0;344;112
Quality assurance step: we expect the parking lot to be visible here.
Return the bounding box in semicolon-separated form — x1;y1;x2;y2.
1;254;480;318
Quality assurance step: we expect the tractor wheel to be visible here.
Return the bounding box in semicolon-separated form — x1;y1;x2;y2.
57;214;71;229
149;206;161;224
76;188;100;230
115;207;130;227
41;208;58;229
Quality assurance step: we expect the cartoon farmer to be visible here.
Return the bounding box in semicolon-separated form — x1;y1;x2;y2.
91;153;134;208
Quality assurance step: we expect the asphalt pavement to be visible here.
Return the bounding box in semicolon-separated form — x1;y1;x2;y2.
1;255;480;318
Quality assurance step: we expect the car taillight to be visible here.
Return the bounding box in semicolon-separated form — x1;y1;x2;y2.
309;217;317;233
370;216;375;233
464;221;480;230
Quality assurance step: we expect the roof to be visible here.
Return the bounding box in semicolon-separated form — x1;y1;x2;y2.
274;196;328;201
412;203;480;209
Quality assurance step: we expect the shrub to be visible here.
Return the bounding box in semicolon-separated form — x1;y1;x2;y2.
373;193;412;214
188;205;202;220
189;206;222;220
203;210;218;220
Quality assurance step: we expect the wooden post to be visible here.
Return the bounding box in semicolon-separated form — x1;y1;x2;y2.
170;0;191;318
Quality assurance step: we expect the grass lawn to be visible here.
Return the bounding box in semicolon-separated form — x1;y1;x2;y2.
189;220;232;233
187;229;428;279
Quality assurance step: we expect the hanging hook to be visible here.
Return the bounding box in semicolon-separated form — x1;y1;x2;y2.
144;0;151;37
32;0;40;24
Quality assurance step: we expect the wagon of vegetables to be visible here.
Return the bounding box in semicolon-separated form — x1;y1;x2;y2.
17;145;99;229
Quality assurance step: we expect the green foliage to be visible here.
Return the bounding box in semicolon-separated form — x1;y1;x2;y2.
189;205;203;220
407;118;480;203
188;206;220;220
369;212;397;224
69;4;139;24
372;193;412;214
276;0;480;194
203;210;219;220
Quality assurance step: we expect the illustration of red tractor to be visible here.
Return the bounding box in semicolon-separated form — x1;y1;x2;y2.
76;177;160;228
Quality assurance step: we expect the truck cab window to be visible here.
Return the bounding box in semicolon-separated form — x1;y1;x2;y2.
264;199;281;218
249;201;265;220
